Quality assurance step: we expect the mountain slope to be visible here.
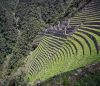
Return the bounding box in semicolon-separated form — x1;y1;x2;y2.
25;0;100;85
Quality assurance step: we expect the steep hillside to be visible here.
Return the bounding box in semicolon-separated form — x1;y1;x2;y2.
25;0;100;85
0;0;100;86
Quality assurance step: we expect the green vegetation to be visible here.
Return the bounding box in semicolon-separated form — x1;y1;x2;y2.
25;0;100;85
0;0;100;86
74;71;100;86
41;63;100;86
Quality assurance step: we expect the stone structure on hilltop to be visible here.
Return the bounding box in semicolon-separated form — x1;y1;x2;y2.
42;19;78;36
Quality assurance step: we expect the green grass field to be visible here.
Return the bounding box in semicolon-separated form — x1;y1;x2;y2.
25;0;100;85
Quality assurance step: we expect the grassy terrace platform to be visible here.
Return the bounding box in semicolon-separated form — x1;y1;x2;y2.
25;0;100;84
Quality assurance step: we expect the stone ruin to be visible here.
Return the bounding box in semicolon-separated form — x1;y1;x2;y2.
41;19;78;37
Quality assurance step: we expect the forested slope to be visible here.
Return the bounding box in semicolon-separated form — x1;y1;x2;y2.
0;0;99;86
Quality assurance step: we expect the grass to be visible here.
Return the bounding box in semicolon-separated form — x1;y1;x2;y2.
41;63;100;86
24;0;100;85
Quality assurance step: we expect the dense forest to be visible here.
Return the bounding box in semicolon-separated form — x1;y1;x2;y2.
0;0;100;86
